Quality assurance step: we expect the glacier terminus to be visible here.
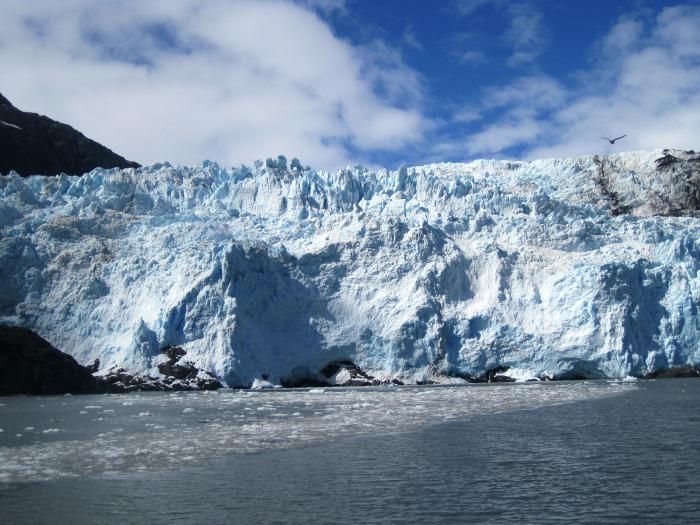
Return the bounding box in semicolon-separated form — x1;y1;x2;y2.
2;149;700;387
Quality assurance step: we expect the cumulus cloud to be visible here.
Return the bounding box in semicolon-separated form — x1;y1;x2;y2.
3;1;697;170
0;0;426;169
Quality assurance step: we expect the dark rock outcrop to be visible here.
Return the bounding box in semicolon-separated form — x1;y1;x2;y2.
0;92;140;176
0;324;109;395
99;346;224;392
0;325;223;395
320;360;387;386
321;360;368;383
644;366;700;379
281;360;404;388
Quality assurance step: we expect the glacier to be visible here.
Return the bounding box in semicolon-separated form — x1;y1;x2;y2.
1;149;700;387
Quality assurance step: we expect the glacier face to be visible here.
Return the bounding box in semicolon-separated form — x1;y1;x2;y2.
1;150;700;386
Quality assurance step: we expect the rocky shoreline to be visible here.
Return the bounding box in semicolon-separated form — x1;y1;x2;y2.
1;324;698;396
0;325;223;395
96;345;224;392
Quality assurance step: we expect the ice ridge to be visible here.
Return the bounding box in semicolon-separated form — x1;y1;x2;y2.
1;150;700;386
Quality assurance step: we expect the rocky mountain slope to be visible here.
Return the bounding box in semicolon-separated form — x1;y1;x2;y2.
0;324;107;395
0;92;140;177
1;149;700;387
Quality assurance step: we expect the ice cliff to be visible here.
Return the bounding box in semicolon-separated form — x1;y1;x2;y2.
2;149;700;386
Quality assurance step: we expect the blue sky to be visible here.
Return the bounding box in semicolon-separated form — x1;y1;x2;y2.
1;0;698;171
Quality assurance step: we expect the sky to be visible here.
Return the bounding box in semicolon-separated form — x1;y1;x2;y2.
1;0;699;171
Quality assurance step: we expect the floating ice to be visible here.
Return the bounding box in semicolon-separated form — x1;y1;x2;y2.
0;382;636;483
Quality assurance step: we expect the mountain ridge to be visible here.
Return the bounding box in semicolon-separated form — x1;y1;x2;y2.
0;92;140;177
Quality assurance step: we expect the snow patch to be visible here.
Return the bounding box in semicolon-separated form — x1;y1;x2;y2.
0;120;22;130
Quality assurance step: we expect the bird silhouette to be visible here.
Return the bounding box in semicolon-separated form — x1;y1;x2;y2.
598;134;626;144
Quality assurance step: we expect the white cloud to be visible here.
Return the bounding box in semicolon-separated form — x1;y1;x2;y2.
503;4;549;66
439;76;565;157
4;1;697;170
600;17;644;58
452;108;481;124
293;0;348;17
481;76;566;114
450;0;548;67
0;0;426;170
451;0;494;16
528;4;700;159
402;25;423;52
442;4;700;161
458;50;486;65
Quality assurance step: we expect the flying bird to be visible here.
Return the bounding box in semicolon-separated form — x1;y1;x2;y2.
598;134;626;144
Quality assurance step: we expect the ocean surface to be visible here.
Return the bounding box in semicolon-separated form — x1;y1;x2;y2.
1;379;698;524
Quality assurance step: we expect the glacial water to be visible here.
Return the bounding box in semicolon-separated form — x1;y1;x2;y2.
1;379;699;524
